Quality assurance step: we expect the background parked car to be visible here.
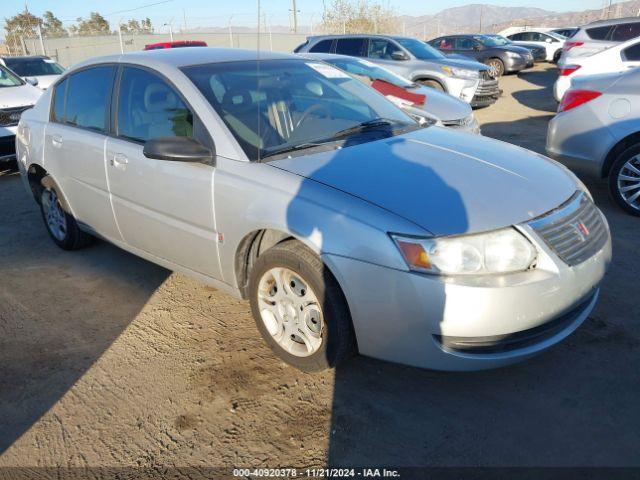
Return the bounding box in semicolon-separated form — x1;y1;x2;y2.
547;67;640;216
559;17;640;66
483;34;547;63
143;40;207;50
0;64;41;167
551;27;579;38
505;30;565;63
300;53;480;134
428;34;534;77
554;36;640;101
294;34;500;107
0;55;64;90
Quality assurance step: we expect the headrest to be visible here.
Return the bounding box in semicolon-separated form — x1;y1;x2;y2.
144;83;178;113
222;88;253;113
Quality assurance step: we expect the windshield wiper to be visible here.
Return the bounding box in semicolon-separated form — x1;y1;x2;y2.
260;141;327;161
330;118;408;139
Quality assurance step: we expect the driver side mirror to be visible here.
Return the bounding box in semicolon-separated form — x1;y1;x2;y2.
391;51;409;61
143;137;214;164
473;45;482;51
545;38;553;43
25;77;38;86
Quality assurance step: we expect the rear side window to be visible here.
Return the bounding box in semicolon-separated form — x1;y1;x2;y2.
309;39;333;53
65;66;115;132
117;66;193;143
51;78;68;123
611;23;640;42
335;38;366;56
623;42;640;61
586;25;612;40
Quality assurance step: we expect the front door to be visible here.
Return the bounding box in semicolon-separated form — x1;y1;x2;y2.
105;65;221;278
43;65;121;240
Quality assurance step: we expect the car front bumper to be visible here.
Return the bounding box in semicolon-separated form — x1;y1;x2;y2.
323;216;611;371
505;55;532;72
0;126;18;162
470;74;500;108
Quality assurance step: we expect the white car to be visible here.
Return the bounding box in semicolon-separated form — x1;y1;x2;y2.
0;55;65;90
505;30;566;63
0;64;42;165
554;36;640;101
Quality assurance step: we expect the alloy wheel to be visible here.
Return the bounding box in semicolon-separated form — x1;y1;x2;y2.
617;154;640;212
257;267;324;357
42;188;68;241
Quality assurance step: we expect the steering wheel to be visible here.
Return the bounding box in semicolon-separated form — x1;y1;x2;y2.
295;104;332;129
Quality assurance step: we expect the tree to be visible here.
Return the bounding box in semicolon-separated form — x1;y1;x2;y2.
42;11;67;37
69;12;110;36
3;9;42;48
120;17;154;34
320;0;398;34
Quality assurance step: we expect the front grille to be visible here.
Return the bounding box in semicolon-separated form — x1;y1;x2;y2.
442;115;473;128
434;290;597;354
475;78;500;96
479;70;494;81
0;106;31;127
0;135;16;158
529;192;609;266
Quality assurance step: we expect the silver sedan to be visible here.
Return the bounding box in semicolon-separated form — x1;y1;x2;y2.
16;48;611;371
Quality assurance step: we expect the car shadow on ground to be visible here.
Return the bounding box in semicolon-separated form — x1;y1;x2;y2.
0;173;170;454
481;116;554;154
512;67;559;114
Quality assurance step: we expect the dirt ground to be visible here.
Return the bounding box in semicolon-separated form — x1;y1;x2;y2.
1;64;639;474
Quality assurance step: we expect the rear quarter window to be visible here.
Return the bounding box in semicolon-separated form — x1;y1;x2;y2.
622;42;640;61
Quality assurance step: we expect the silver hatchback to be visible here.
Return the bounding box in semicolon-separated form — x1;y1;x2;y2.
17;48;610;371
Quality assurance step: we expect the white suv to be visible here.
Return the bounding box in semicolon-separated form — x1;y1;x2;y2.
506;30;565;63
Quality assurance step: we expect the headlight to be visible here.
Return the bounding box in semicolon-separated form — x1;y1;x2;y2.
506;51;523;59
441;66;479;80
391;228;537;276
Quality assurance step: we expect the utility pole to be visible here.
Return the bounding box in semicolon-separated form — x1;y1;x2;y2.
36;23;46;55
479;4;483;32
164;22;174;42
182;9;187;33
118;22;124;53
228;15;234;47
291;0;299;33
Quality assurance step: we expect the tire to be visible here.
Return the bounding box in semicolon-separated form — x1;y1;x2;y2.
248;239;355;372
608;144;640;217
485;58;504;77
417;79;445;91
39;177;93;250
553;49;562;64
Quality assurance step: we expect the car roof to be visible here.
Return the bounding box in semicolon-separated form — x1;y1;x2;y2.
71;47;296;71
1;55;50;62
584;17;640;27
307;34;412;41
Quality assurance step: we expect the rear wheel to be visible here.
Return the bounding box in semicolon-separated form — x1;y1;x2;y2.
248;240;355;372
485;58;504;77
552;49;562;63
608;145;640;217
417;79;445;91
39;179;93;250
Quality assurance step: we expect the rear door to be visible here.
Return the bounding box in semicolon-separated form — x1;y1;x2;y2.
105;65;221;278
44;65;121;240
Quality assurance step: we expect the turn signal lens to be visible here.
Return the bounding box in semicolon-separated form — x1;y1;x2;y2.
395;239;431;269
559;89;601;112
563;41;584;51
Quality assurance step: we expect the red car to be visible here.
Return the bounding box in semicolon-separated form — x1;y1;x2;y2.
144;40;207;50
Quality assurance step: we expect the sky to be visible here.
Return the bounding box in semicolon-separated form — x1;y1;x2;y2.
0;0;610;31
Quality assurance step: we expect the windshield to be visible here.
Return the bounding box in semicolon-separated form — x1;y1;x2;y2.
183;59;416;161
324;57;414;88
0;65;24;87
479;35;510;47
5;58;64;77
394;38;444;60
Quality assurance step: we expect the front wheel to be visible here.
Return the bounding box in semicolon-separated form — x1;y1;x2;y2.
609;145;640;216
248;240;355;372
39;179;93;249
485;58;505;77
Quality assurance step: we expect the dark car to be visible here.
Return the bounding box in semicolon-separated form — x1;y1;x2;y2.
483;35;547;62
429;34;534;77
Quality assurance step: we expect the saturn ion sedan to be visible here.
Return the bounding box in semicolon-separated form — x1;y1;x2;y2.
16;48;611;372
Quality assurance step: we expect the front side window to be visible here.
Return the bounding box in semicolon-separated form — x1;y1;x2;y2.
394;37;444;60
623;42;640;61
335;38;366;56
117;67;193;143
611;23;640;42
309;39;333;53
182;59;415;161
65;65;115;132
5;58;64;77
0;64;24;87
51;77;68;122
433;37;454;50
368;38;403;59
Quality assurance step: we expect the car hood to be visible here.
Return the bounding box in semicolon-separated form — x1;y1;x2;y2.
269;127;577;236
0;83;42;109
410;85;472;122
437;56;489;72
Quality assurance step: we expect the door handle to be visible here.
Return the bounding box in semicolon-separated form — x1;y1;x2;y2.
51;134;63;147
110;153;129;170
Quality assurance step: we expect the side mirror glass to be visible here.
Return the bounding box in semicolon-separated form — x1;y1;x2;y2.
545;38;553;43
143;137;214;164
25;77;39;86
391;51;408;61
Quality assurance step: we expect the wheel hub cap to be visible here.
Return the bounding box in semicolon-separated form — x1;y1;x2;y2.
617;154;640;211
257;267;324;357
42;189;67;241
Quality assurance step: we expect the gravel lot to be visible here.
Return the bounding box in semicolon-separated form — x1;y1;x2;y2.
1;63;639;473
